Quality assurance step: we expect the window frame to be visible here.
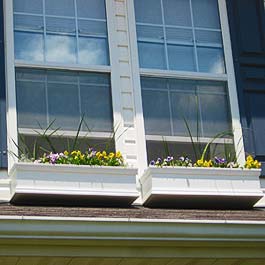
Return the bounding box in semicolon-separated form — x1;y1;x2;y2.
4;0;125;169
3;0;245;174
127;0;245;171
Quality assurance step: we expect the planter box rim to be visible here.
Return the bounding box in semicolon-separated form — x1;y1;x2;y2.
10;162;138;175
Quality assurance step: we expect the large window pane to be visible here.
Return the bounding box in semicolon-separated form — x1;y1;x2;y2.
163;0;192;26
14;15;43;31
46;34;76;63
79;37;109;65
197;47;225;74
77;0;106;19
16;80;47;129
142;90;171;135
138;42;166;69
15;32;44;62
168;45;195;71
45;0;75;16
14;0;43;14
47;83;80;130
134;0;162;24
192;0;221;29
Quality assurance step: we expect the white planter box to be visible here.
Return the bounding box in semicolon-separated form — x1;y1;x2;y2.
140;167;263;209
10;163;138;206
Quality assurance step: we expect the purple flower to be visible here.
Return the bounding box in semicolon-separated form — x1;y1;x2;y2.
166;156;173;162
214;157;226;164
179;156;185;162
157;158;162;163
48;153;60;164
150;160;155;166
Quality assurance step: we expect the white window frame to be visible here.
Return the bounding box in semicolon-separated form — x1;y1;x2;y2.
4;0;125;170
127;0;245;171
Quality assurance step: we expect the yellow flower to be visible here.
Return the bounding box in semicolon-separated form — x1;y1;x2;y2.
109;152;115;159
71;150;78;156
96;152;101;157
102;151;107;157
64;150;69;156
196;159;204;167
77;150;81;156
116;151;122;158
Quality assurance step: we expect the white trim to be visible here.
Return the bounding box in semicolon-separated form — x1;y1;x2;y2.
218;0;245;166
127;0;148;174
146;135;233;144
3;0;18;171
1;215;265;225
18;128;114;139
105;0;125;155
140;68;228;81
15;61;111;73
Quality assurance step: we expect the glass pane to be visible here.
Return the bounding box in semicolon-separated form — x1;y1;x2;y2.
141;77;168;91
142;90;171;135
170;91;200;136
192;0;221;29
80;85;113;132
200;94;231;136
46;17;76;34
16;68;45;81
16;80;47;129
136;25;164;41
14;14;43;31
134;0;162;24
79;72;109;85
163;0;192;26
47;70;78;83
195;30;222;45
79;37;109;65
197;47;225;73
168;44;195;71
14;32;44;61
46;34;76;63
166;27;193;44
146;141;205;162
13;0;43;14
77;0;106;19
138;42;166;69
78;20;107;36
45;0;75;17
47;83;80;130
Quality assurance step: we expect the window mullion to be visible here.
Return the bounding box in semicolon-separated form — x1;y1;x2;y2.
189;0;199;72
42;0;47;63
160;0;169;70
73;0;79;64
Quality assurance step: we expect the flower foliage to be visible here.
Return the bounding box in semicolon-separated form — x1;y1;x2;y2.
245;155;261;169
150;156;193;167
150;155;260;169
36;148;124;167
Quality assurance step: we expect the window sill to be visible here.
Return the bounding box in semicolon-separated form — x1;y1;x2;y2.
140;167;263;209
10;163;138;207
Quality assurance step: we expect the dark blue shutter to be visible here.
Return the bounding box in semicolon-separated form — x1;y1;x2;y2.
226;0;265;175
0;0;7;168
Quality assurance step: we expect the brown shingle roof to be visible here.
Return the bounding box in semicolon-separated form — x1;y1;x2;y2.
0;203;265;221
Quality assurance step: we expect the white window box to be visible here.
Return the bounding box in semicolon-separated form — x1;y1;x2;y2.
10;163;138;206
140;167;263;209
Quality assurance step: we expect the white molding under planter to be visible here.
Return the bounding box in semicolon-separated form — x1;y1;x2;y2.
140;167;263;209
10;163;138;206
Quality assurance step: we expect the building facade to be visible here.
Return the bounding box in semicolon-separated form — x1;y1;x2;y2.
0;0;265;264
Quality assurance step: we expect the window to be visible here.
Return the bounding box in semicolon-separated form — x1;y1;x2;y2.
11;0;114;155
4;0;244;170
134;0;237;162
